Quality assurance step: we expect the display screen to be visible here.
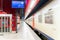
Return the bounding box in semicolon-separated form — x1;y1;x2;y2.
12;1;24;8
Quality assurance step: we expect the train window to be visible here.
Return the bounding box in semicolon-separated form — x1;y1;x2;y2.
45;9;53;24
38;15;42;23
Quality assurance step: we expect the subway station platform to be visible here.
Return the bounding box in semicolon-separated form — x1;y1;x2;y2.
0;21;41;40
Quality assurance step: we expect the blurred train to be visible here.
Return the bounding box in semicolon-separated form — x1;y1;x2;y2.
25;0;60;40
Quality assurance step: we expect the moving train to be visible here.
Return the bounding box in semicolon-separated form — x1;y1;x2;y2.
0;0;60;40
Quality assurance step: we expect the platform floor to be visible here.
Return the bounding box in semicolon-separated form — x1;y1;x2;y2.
0;21;41;40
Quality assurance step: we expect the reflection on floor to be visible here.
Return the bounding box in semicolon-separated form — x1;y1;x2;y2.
0;21;41;40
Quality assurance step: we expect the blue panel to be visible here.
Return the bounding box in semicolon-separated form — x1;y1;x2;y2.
12;1;24;8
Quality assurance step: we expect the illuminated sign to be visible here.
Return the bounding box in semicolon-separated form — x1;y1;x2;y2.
12;1;24;8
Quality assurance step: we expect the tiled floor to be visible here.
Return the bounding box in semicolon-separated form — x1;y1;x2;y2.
0;21;41;40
